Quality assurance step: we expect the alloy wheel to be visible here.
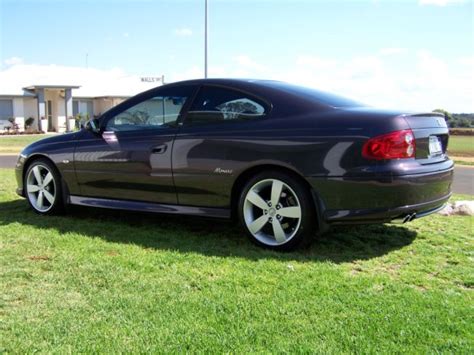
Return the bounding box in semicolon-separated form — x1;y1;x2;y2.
243;178;302;246
26;164;56;212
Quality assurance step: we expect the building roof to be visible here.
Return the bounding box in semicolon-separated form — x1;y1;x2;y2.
0;94;35;98
0;64;163;97
23;85;81;90
74;95;131;99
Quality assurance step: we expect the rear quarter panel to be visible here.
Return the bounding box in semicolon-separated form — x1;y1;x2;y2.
172;109;409;208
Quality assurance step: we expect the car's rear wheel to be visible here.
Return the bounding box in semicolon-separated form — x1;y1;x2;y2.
24;159;63;215
238;171;315;251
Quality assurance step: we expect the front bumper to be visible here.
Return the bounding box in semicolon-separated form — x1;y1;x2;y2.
15;154;26;197
308;165;454;224
16;187;24;197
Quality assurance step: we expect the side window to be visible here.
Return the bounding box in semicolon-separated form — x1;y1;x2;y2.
186;86;267;124
105;87;193;132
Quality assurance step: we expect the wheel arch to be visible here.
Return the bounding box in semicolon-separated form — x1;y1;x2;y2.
230;164;327;233
23;154;70;205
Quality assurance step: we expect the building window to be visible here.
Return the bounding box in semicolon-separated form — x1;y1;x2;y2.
0;99;14;120
73;99;94;118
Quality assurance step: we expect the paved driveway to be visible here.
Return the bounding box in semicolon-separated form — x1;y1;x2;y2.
453;166;473;196
0;155;17;169
0;155;472;195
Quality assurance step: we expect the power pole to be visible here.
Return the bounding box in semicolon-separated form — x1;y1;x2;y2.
204;0;208;78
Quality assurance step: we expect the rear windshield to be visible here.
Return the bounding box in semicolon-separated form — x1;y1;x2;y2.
262;81;366;108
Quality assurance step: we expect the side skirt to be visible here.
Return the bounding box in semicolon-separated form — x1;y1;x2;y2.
69;195;231;219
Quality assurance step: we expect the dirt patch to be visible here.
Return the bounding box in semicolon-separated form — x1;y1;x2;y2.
350;265;364;276
27;255;51;261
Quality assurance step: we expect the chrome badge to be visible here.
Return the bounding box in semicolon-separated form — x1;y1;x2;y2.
214;167;233;175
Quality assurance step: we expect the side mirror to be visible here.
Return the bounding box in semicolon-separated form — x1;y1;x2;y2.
85;118;100;134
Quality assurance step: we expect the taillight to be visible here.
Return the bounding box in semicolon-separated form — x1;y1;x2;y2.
362;129;416;160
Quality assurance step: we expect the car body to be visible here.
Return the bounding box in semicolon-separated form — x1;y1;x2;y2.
15;79;453;250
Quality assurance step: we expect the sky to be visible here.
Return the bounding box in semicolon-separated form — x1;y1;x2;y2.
0;0;473;112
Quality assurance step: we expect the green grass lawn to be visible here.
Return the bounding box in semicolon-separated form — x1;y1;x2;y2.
449;135;474;157
0;134;56;154
0;168;473;352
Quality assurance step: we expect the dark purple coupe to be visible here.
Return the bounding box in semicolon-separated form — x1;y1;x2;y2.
16;79;453;250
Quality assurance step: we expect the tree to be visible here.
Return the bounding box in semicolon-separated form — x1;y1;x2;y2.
433;109;453;126
217;100;261;120
456;118;471;128
25;117;35;129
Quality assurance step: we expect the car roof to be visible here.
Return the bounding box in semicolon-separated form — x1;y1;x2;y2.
166;78;364;109
164;78;279;88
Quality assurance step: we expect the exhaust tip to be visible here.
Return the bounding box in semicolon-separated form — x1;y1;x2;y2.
391;213;416;224
392;214;410;224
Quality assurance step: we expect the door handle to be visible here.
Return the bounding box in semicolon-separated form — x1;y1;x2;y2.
151;144;167;154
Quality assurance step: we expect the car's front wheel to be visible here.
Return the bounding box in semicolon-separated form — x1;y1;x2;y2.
24;159;64;215
238;171;316;251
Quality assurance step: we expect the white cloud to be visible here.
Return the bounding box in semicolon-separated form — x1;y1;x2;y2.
174;28;193;37
234;55;268;73
419;0;465;6
123;32;130;38
2;53;472;113
288;51;473;112
457;55;474;67
4;57;24;66
168;65;203;82
296;55;336;69
175;51;473;112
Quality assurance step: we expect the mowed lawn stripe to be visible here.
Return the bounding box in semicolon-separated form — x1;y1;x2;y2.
0;134;56;154
449;135;474;157
0;168;473;352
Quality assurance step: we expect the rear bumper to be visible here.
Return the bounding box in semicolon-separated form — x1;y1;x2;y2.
324;193;450;224
308;165;453;224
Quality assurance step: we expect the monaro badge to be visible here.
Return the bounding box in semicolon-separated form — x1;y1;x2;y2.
214;167;233;175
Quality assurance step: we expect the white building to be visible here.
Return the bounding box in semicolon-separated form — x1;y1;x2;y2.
0;63;164;132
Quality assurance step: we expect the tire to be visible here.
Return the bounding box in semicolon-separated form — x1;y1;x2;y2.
24;158;64;215
238;170;316;251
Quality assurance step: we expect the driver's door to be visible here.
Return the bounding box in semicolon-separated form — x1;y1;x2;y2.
73;85;197;204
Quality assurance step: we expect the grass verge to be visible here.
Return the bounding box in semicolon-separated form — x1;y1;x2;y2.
0;134;56;154
454;160;474;166
0;169;473;352
449;135;474;157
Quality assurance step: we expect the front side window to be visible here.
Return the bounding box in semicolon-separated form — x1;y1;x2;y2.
186;86;267;124
105;87;193;132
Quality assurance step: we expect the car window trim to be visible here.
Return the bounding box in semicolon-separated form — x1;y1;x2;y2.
175;84;202;127
180;84;272;126
99;90;156;129
101;85;199;132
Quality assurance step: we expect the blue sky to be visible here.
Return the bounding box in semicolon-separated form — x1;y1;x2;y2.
0;0;473;111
